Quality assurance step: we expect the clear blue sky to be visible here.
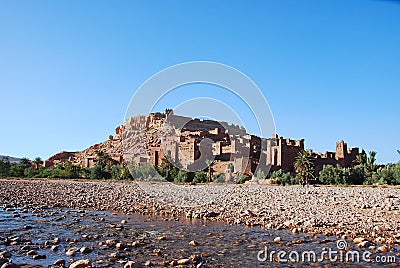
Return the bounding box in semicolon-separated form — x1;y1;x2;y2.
0;0;399;163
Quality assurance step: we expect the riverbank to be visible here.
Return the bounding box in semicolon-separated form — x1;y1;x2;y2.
1;179;400;266
5;202;381;268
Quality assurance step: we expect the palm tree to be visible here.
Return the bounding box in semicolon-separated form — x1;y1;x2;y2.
20;158;31;167
294;151;315;185
33;157;43;170
367;151;377;173
353;152;367;166
206;160;216;182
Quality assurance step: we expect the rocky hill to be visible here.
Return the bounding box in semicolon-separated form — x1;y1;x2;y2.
45;111;247;171
44;126;124;168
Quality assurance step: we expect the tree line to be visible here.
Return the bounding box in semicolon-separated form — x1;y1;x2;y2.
269;150;400;186
0;151;227;183
1;150;399;186
0;151;132;180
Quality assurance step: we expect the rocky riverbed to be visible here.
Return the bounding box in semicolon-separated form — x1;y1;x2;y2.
0;179;400;267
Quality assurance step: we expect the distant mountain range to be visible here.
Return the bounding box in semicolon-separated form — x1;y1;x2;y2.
0;155;24;163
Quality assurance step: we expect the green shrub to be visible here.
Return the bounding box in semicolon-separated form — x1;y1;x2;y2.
174;170;189;183
256;169;265;181
373;163;400;185
213;173;225;183
129;162;158;180
90;165;111;180
111;165;122;180
169;168;179;181
23;167;36;178
8;158;31;177
111;165;134;180
236;175;248;184
157;166;169;180
281;172;298;185
348;165;367;185
269;170;297;185
318;165;349;185
193;171;207;183
269;170;283;184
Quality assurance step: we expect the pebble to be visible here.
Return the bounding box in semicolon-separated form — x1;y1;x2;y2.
26;250;37;256
177;258;190;265
377;245;389;253
116;243;125;250
80;247;92;254
0;259;7;266
353;237;365;243
109;252;118;258
273;237;281;243
375;237;385;244
66;248;78;257
189;240;198;246
1;263;20;268
32;254;46;260
53;259;66;266
0;252;11;259
69;259;91;268
106;239;115;246
124;261;141;268
357;241;370;248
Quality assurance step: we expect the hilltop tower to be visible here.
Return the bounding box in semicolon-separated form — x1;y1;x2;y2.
336;140;347;159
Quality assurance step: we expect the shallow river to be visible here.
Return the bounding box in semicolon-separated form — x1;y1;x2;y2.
0;206;396;267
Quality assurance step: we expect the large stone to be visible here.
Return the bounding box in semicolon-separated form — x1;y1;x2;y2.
0;252;11;259
26;250;37;256
105;239;115;246
177;259;190;265
1;264;20;268
292;228;300;234
116;243;125;250
124;261;141;268
79;247;92;254
0;259;7;266
188;240;198;246
357;241;370;248
283;220;293;227
69;259;91;268
377;245;389;253
353;237;365;244
54;259;66;266
32;254;46;260
66;248;79;257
